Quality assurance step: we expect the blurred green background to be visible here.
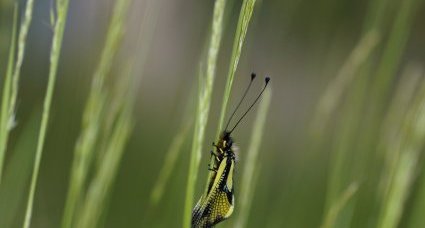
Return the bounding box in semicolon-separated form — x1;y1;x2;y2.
1;0;425;227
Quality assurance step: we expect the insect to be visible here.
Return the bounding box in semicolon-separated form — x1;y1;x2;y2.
191;73;270;228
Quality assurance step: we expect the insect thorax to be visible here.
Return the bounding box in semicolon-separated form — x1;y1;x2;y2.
216;131;235;159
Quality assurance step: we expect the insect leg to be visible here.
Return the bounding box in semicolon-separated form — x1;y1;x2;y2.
208;167;218;172
210;150;221;160
208;145;221;172
208;162;218;172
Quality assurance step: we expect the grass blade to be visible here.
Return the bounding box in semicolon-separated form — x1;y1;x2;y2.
0;111;39;228
150;123;190;206
377;80;425;228
407;134;425;227
75;107;133;228
23;0;71;226
61;0;130;227
321;183;359;228
7;0;36;136
182;0;228;226
0;4;18;182
216;0;258;135
150;78;195;208
371;0;419;107
377;64;423;200
311;31;379;135
323;0;417;225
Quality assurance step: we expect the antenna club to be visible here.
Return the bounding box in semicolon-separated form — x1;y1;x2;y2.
229;75;271;133
251;73;256;80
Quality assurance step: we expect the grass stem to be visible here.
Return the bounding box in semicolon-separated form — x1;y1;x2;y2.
0;4;18;182
61;0;130;227
182;0;228;227
215;0;258;136
23;0;71;227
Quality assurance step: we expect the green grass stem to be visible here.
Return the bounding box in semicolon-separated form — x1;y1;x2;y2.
407;118;425;228
0;111;39;228
318;0;390;218
182;0;228;227
377;64;423;201
378;64;423;155
215;0;258;136
8;0;35;133
324;0;416;225
0;0;38;181
61;0;130;227
371;0;419;108
75;107;132;228
377;80;425;228
150;80;195;208
312;31;379;134
23;0;71;227
150;123;191;206
352;1;419;224
321;183;359;228
0;4;18;182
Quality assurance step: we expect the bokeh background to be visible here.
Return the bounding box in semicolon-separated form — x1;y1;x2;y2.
1;0;425;227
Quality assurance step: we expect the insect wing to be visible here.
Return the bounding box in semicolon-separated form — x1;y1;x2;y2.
192;157;235;228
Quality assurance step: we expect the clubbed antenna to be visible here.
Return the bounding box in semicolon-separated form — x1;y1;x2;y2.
229;77;270;133
224;73;257;131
